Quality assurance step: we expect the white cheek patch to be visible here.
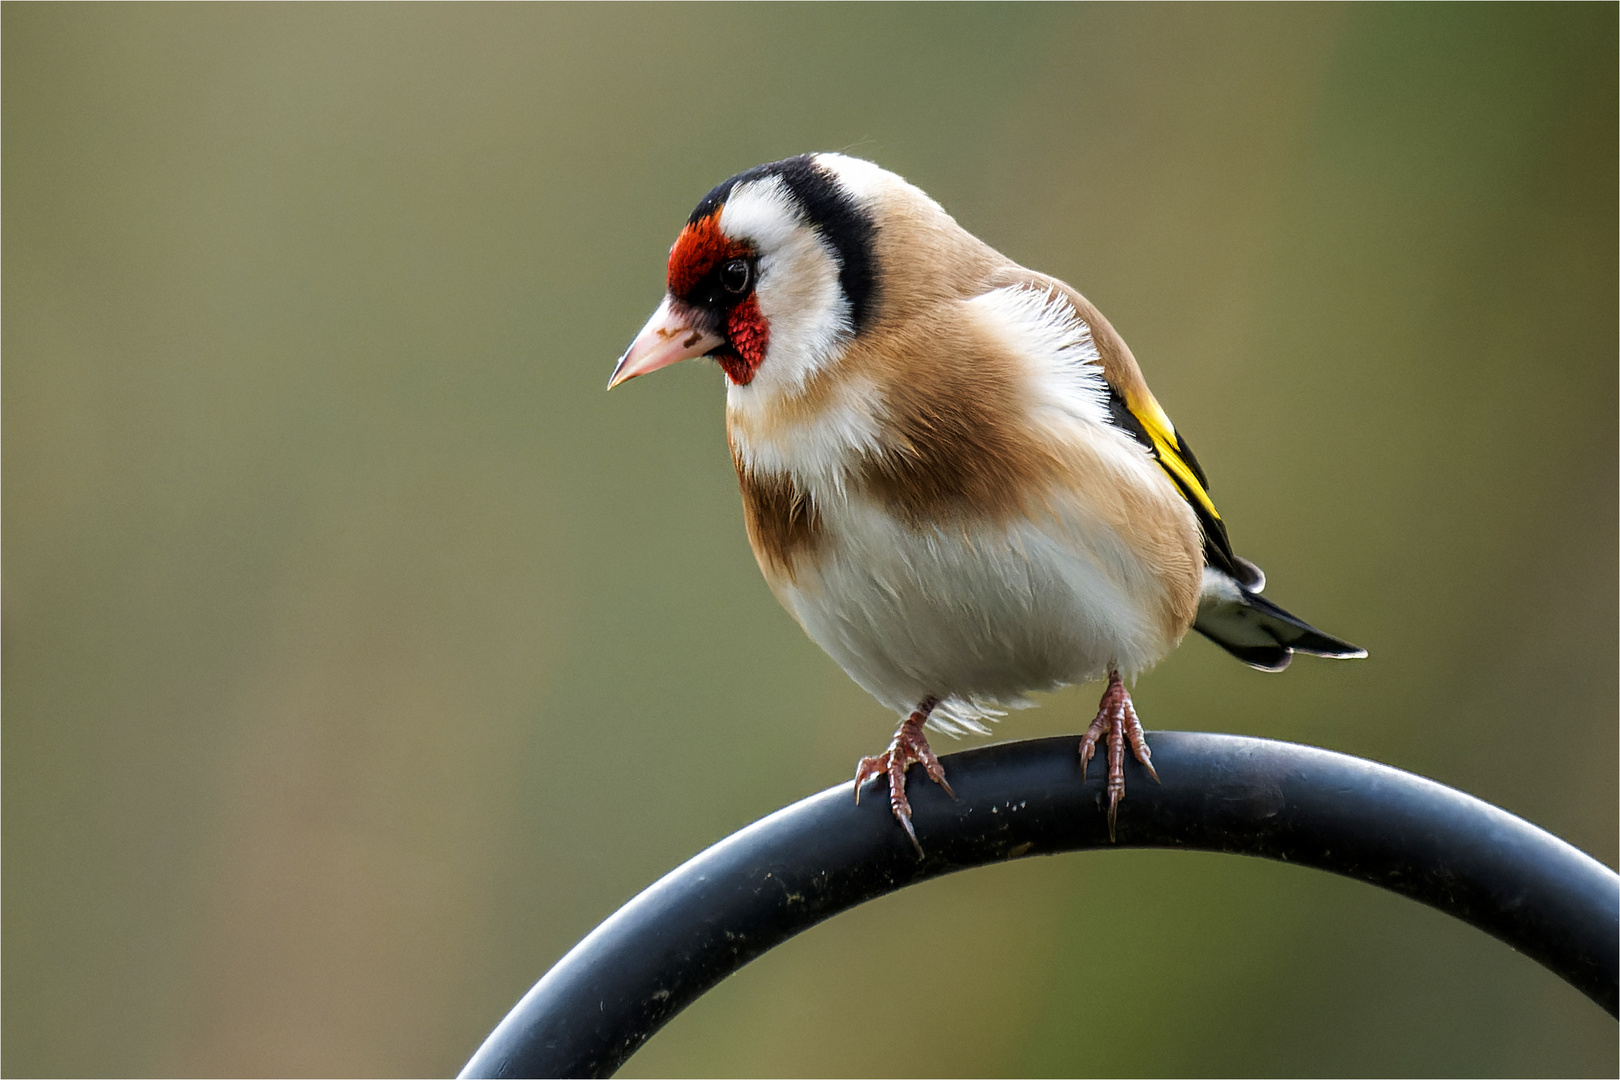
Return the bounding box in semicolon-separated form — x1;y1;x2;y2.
965;284;1112;429
721;176;854;396
718;175;803;254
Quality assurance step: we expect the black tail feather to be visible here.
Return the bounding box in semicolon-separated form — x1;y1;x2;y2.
1194;576;1365;672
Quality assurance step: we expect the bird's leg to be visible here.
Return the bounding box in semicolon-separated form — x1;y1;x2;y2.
853;697;953;857
1079;670;1159;841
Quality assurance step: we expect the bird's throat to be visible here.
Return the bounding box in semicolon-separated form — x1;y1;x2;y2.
720;295;769;385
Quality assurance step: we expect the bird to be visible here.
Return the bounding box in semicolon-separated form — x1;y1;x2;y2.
608;153;1364;854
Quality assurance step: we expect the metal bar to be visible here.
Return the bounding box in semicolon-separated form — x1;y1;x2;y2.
460;733;1619;1079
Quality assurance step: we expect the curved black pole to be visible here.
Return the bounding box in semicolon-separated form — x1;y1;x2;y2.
460;733;1619;1079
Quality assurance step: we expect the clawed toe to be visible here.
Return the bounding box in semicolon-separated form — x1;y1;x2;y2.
1078;670;1157;841
852;699;952;857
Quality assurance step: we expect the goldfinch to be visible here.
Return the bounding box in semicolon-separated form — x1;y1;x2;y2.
609;154;1364;852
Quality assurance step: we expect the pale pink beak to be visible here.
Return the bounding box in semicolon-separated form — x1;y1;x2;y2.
606;297;725;390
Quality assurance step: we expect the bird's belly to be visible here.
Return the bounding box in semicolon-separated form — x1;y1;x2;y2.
775;496;1181;720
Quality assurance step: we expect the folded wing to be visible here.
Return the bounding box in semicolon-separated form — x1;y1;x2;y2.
1103;383;1365;671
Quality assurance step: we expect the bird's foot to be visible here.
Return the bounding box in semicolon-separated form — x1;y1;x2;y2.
853;699;953;857
1079;670;1159;841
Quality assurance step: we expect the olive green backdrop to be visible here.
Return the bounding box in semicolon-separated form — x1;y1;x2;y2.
5;4;1615;1077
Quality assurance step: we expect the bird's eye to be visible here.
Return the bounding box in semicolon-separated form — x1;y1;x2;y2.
719;258;754;295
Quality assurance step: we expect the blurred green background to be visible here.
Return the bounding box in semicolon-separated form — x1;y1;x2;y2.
4;4;1615;1077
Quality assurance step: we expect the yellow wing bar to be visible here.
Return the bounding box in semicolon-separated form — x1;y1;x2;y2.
1126;389;1221;524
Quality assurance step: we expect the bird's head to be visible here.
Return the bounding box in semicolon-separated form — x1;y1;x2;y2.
608;154;885;396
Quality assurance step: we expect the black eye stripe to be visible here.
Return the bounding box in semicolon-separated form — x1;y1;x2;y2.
687;155;878;331
684;256;756;311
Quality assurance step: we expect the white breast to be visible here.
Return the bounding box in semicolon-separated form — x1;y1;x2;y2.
772;468;1180;736
728;283;1192;736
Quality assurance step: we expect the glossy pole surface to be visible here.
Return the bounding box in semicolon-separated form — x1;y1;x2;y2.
460;733;1619;1078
